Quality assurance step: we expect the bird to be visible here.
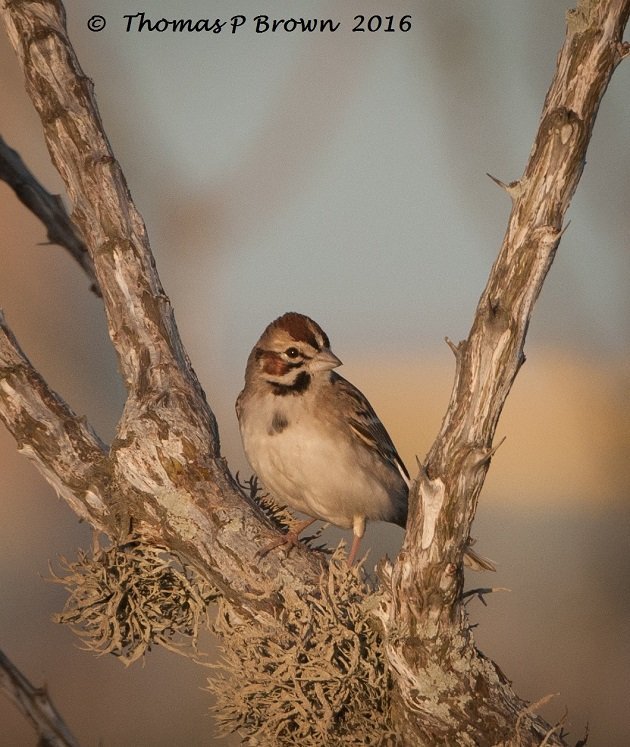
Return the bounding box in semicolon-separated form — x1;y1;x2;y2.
236;312;495;570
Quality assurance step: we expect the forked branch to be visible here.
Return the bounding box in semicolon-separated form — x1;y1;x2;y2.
0;0;324;620
395;0;630;629
381;0;629;743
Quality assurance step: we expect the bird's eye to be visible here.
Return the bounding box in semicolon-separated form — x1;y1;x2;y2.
285;347;300;359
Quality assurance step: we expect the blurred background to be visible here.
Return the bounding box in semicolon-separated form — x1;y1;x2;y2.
1;1;628;744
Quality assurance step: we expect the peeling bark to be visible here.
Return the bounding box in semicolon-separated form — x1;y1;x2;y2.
0;0;325;622
383;1;630;743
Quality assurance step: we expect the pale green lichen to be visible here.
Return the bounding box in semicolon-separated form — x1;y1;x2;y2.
208;547;396;746
51;478;396;743
50;536;218;665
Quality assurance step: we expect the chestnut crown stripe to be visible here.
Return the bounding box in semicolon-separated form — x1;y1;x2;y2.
272;312;330;350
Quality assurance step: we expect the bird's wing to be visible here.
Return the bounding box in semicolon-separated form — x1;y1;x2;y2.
332;372;410;485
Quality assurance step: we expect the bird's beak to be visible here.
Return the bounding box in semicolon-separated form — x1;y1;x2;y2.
311;347;342;372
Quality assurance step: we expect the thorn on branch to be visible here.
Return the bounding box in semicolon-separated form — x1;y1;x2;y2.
445;336;464;357
463;537;497;572
414;455;427;478
470;436;507;469
486;172;522;200
558;220;571;240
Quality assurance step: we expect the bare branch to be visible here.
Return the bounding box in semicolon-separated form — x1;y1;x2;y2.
381;0;630;742
487;172;523;201
398;0;630;622
0;134;99;295
0;0;326;622
0;311;110;529
1;1;626;743
461;586;510;606
1;0;215;439
0;648;82;747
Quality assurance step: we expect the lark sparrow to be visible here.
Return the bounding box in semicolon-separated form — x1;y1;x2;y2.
236;312;408;565
236;312;495;570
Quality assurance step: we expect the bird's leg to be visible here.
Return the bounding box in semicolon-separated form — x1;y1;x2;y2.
257;517;317;558
347;533;363;566
347;515;367;566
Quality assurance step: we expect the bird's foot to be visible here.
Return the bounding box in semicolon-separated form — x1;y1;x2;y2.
257;518;317;558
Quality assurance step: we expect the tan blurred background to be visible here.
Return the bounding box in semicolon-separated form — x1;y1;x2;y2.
1;1;629;745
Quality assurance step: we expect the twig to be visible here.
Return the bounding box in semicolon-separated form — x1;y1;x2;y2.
461;586;510;606
514;693;559;747
0;134;99;295
0;648;82;747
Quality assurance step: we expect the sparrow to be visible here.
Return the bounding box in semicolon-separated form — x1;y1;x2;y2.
236;312;495;570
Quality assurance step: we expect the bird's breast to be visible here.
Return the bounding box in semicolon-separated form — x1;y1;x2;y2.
239;399;407;529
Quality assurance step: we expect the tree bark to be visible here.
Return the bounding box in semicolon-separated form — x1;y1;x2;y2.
382;1;630;743
1;0;324;620
1;0;628;744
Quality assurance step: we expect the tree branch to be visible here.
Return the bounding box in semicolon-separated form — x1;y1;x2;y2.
0;648;82;747
2;1;205;404
0;134;99;295
0;0;324;620
0;311;110;528
383;0;630;742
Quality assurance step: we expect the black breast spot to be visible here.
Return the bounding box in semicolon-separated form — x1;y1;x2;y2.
270;411;289;434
